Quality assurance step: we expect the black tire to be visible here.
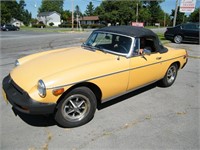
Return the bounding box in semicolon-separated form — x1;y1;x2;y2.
174;35;183;44
159;63;178;87
55;87;97;128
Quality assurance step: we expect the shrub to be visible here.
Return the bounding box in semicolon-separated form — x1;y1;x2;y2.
81;24;105;29
32;24;46;28
58;23;105;29
58;24;72;28
49;22;54;26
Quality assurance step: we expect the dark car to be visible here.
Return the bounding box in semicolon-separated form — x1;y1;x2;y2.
1;24;20;31
164;23;199;44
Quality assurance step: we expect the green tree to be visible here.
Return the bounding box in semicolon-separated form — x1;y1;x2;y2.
188;8;199;22
94;0;167;26
85;2;95;16
74;5;82;17
138;6;151;25
17;0;32;26
22;10;32;26
61;10;71;22
171;6;187;25
0;0;31;26
1;1;18;23
164;13;171;26
38;0;64;14
94;5;103;16
96;0;137;25
1;2;12;24
145;1;165;25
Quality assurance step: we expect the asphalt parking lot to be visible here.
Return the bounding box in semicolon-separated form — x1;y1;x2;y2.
0;30;199;150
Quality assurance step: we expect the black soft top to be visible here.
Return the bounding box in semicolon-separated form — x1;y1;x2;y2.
95;26;168;53
96;26;157;38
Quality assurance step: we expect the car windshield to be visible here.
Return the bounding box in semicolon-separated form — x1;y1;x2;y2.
83;31;132;55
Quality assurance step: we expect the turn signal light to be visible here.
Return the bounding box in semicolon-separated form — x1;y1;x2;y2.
52;88;64;96
183;51;188;59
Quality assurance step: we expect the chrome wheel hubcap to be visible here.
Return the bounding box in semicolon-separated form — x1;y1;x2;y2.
174;35;182;43
62;94;90;122
167;66;176;84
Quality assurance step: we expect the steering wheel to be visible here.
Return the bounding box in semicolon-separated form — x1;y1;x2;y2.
118;45;128;53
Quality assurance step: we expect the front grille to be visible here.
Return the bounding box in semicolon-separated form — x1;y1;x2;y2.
5;75;26;96
3;74;29;101
11;81;23;95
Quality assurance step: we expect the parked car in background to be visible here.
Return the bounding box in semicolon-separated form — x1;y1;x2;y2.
1;24;4;30
164;22;199;44
1;24;20;31
2;26;188;128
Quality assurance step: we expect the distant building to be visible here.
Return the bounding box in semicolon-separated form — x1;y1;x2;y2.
80;16;99;25
10;18;24;27
37;11;61;26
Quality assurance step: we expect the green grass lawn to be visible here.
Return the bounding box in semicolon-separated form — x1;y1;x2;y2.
20;26;76;32
20;26;170;44
157;33;171;45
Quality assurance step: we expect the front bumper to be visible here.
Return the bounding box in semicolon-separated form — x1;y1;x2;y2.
181;57;188;69
2;75;56;115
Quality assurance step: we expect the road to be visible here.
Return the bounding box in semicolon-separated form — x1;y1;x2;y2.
0;30;199;150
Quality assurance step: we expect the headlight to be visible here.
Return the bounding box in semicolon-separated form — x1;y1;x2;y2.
15;60;20;66
37;80;46;98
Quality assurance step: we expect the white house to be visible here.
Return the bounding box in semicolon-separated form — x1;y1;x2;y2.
37;11;61;26
10;18;24;27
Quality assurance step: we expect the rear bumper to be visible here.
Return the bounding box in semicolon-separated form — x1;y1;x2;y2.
2;75;56;115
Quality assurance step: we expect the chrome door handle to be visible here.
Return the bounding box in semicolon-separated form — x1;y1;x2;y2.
156;57;162;60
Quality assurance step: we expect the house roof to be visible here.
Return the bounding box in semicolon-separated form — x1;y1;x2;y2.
37;11;61;17
80;16;99;21
96;26;157;38
10;18;23;23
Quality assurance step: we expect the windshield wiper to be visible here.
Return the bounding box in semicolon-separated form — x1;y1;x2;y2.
82;44;107;53
95;45;107;53
81;44;97;51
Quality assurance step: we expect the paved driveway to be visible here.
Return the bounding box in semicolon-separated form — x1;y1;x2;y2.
0;30;199;150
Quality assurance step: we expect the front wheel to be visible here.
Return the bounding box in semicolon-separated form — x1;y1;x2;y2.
55;87;97;128
159;63;178;87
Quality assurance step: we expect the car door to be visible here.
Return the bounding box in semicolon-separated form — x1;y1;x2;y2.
7;25;11;30
127;37;163;91
181;24;199;41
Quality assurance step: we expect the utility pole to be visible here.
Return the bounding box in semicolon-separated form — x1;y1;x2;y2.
71;0;74;31
76;14;79;31
164;13;166;27
173;0;179;27
136;2;138;22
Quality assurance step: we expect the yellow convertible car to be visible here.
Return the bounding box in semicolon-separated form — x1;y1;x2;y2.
2;26;188;127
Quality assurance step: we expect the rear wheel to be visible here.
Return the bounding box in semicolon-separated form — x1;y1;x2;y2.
55;87;97;128
159;63;178;87
174;35;183;44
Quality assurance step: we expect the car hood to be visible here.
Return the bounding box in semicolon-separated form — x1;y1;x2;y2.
10;46;126;92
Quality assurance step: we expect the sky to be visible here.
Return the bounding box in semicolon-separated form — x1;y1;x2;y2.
24;0;200;18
